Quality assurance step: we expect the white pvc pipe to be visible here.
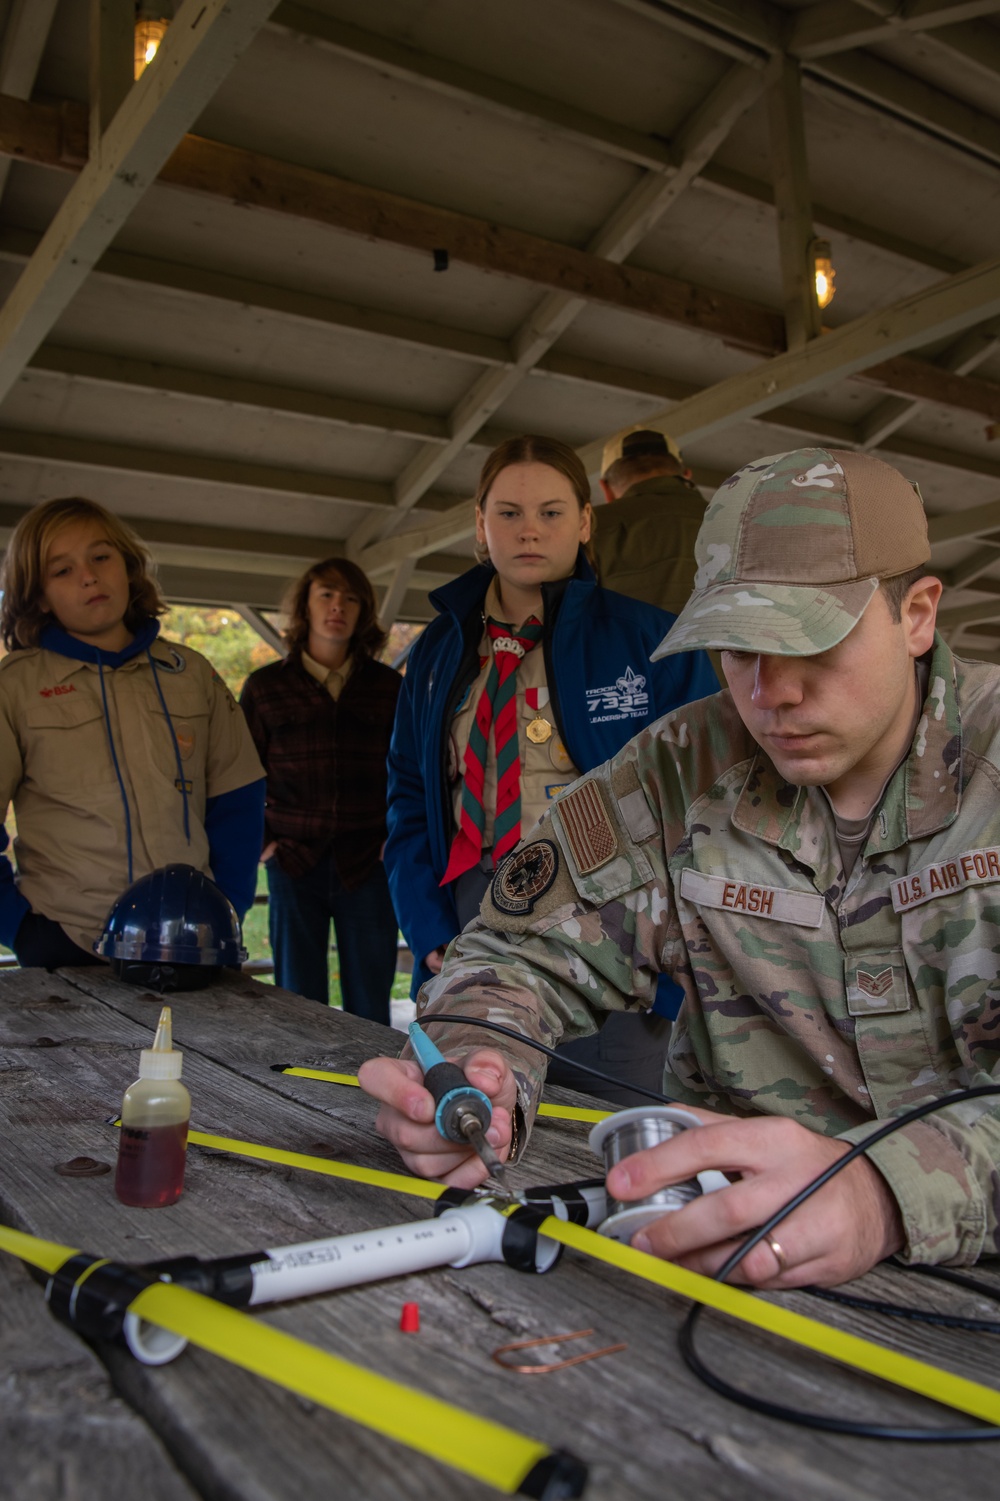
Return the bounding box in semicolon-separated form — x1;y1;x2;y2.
248;1201;514;1306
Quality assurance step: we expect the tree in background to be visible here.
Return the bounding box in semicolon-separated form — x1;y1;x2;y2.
160;605;279;695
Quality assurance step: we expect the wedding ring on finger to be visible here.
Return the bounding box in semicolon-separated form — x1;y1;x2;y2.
765;1233;789;1274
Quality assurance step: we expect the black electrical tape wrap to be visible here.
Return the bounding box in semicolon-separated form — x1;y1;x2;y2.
145;1252;260;1308
521;1181;604;1226
432;1186;474;1215
501;1207;562;1274
46;1254;163;1343
517;1447;588;1498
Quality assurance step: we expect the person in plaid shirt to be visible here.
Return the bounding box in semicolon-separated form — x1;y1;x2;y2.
240;558;401;1018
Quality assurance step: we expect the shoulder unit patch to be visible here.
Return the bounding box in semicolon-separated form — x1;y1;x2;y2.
492;841;559;916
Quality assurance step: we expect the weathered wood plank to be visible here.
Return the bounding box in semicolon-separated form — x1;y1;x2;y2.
56;965;608;1185
2;968;1000;1501
0;1240;198;1501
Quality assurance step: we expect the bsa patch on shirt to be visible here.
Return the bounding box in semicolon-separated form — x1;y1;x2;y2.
155;646;187;674
492;840;559;915
557;780;616;875
891;848;1000;912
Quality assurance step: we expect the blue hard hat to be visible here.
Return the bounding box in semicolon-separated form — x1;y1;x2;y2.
95;864;246;991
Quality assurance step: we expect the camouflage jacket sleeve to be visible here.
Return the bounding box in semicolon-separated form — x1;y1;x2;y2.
837;1074;1000;1266
412;734;681;1149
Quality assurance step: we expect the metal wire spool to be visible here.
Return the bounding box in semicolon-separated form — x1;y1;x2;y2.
589;1106;704;1242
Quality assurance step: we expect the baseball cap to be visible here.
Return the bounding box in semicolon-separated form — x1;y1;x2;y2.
653;448;931;659
601;424;683;478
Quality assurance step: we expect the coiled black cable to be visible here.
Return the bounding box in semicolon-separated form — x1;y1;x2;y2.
418;1015;1000;1440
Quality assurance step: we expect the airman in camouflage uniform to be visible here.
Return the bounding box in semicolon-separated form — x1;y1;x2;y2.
361;448;1000;1284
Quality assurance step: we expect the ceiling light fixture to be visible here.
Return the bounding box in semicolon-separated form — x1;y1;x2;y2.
134;2;173;80
812;238;836;310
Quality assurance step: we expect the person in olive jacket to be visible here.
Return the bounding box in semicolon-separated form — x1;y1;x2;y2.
240;558;401;1020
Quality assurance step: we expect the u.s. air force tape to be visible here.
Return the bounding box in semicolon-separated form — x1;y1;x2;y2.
0;1224;585;1498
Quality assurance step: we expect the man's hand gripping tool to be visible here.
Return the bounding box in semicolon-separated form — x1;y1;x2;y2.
408;1021;507;1182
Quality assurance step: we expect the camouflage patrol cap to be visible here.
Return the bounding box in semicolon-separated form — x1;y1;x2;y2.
652;448;930;659
601;424;683;477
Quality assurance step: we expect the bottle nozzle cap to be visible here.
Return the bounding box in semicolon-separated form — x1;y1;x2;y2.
139;1005;183;1080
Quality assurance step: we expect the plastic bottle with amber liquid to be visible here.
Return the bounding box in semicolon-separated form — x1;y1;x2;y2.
115;1006;190;1207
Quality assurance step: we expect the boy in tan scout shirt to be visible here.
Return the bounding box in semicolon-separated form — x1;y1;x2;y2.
0;498;265;968
362;448;1000;1287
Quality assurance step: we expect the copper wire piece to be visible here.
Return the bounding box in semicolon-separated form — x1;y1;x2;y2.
491;1328;627;1374
765;1234;789;1274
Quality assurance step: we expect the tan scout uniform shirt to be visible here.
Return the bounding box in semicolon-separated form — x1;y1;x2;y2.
449;580;579;846
418;635;1000;1267
301;649;353;703
0;639;264;952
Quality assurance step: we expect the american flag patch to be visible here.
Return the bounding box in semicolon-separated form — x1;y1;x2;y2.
558;780;617;875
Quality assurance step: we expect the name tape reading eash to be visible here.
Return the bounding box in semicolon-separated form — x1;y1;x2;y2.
679;869;825;928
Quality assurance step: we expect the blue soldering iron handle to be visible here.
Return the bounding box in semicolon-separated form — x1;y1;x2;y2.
408;1022;492;1145
408;1021;447;1073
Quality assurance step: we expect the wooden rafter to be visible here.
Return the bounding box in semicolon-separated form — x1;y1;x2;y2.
608;0;1000;169
766;55;820;350
347;58;774;573
0;0;281;407
574;252;1000;471
1;97;997;435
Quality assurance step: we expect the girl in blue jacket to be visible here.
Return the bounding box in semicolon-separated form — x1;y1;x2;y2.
385;435;717;1103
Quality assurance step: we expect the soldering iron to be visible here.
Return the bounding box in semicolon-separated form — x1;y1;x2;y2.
408;1020;506;1181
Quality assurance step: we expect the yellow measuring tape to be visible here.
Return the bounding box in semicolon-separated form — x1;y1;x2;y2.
180;1121;1000;1427
278;1065;611;1124
0;1221;563;1495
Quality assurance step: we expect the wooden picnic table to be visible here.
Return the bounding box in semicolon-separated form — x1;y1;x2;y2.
1;964;999;1501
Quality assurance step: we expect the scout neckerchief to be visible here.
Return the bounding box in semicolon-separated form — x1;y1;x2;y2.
441;615;543;883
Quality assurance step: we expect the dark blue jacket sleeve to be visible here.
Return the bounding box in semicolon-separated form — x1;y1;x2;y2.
0;826;29;949
205;778;266;924
384;654;459;997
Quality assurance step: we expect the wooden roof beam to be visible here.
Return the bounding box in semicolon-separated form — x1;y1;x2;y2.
0;99;975;319
788;1;1000;59
575;252;1000;471
927;497;1000;545
766;56;821;351
857;316;1000;447
0;224;512;366
610;0;1000;171
0;0;281;408
936;594;1000;630
268;9;983;277
0;496;472;580
268;3;678;176
349;59;775;560
0;427;455;512
941;543;1000;590
884;433;1000;483
27;345;517;450
809;49;1000;170
0;0;59;202
917;17;1000;90
0;94;786;356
